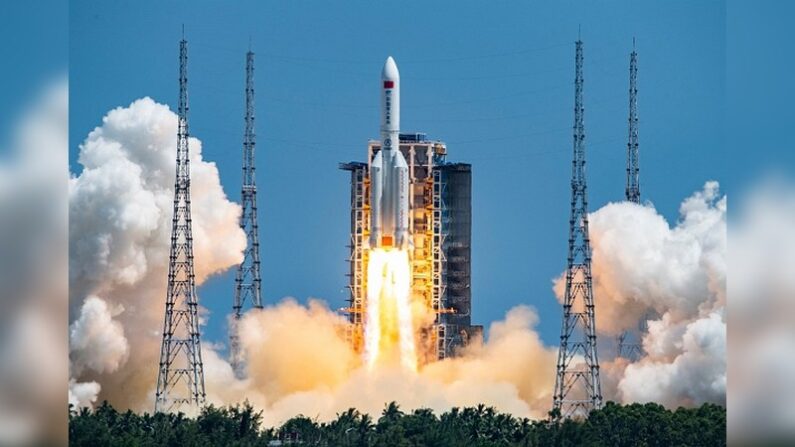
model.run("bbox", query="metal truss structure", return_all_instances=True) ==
[552,39,603,419]
[229,50,264,377]
[155,36,206,413]
[617,42,645,362]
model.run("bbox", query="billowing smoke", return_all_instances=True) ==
[422,305,557,413]
[69,97,246,411]
[68,380,101,410]
[70,296,129,376]
[619,312,725,407]
[239,299,358,400]
[216,301,558,424]
[558,182,727,408]
[69,96,726,426]
[0,79,68,444]
[68,97,560,423]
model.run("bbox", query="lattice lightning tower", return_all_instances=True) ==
[617,42,644,361]
[625,42,640,204]
[230,49,263,377]
[155,35,207,413]
[552,39,603,419]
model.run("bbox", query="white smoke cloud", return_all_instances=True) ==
[562,181,726,335]
[70,97,245,301]
[68,380,101,410]
[619,311,725,407]
[564,181,727,408]
[69,296,129,376]
[68,95,727,426]
[69,97,246,411]
[67,97,560,423]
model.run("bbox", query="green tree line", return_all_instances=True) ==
[69,400,725,446]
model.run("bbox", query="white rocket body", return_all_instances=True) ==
[370,56,410,251]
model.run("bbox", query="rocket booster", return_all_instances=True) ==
[370,56,410,251]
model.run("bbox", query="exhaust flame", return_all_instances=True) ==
[364,248,417,372]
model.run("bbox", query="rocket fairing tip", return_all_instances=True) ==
[382,56,399,81]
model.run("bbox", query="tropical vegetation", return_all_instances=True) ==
[69,400,725,446]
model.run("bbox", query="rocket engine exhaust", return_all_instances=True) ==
[363,57,417,371]
[365,249,416,371]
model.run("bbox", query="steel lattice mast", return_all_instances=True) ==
[155,35,206,413]
[625,41,640,204]
[617,320,646,361]
[552,39,602,419]
[229,49,263,376]
[617,42,644,361]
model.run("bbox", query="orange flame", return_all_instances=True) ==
[364,248,417,372]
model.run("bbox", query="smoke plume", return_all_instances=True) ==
[67,97,561,423]
[564,182,727,408]
[218,301,558,424]
[69,97,246,411]
[69,96,726,427]
[69,296,129,377]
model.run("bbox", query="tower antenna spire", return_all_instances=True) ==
[230,48,263,377]
[625,43,640,204]
[552,39,602,419]
[155,36,206,413]
[617,41,644,361]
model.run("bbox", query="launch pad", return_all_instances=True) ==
[341,134,481,365]
[338,57,480,369]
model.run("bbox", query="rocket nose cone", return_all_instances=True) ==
[382,56,399,81]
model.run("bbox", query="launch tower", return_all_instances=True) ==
[341,133,480,363]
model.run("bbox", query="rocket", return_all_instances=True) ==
[369,56,411,251]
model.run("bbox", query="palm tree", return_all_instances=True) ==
[379,401,404,425]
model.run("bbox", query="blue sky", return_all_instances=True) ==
[0,0,67,146]
[726,0,795,191]
[69,0,728,348]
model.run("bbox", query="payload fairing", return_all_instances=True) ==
[369,56,411,251]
